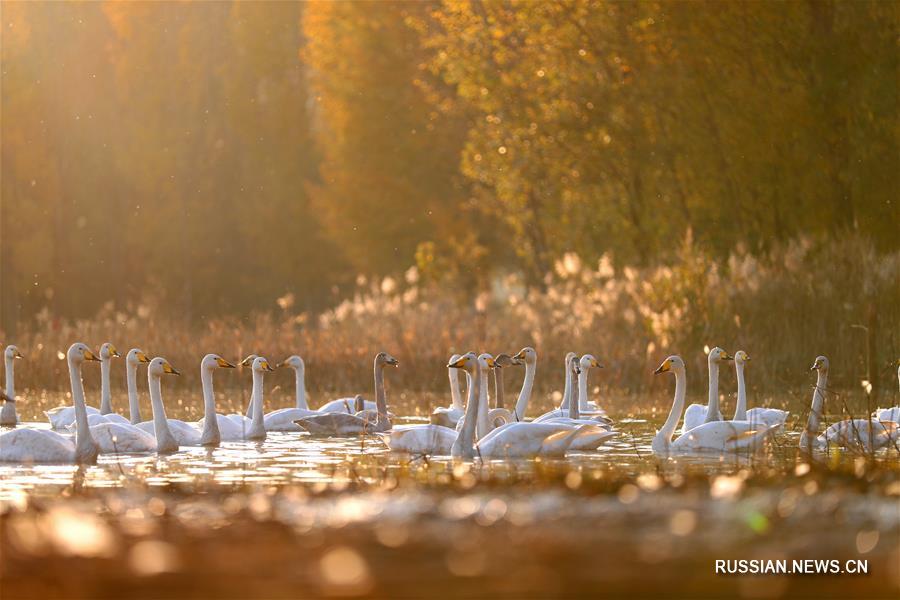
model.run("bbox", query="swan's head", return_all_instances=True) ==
[148,357,180,376]
[448,351,478,372]
[252,357,275,372]
[734,350,751,366]
[448,353,462,366]
[202,353,235,370]
[240,354,258,367]
[478,353,496,370]
[68,343,100,364]
[513,347,537,364]
[126,348,151,365]
[494,353,521,369]
[277,355,305,370]
[579,354,603,371]
[565,351,577,365]
[5,345,23,360]
[375,352,399,368]
[810,356,829,373]
[99,342,120,360]
[707,347,732,364]
[654,355,685,375]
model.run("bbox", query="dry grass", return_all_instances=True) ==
[6,235,899,405]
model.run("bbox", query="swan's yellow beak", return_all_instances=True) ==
[110,345,120,358]
[261,360,275,372]
[216,357,236,369]
[654,359,670,375]
[448,356,468,369]
[513,349,526,360]
[162,362,180,375]
[486,357,496,368]
[137,351,150,363]
[84,349,101,362]
[591,358,603,368]
[13,350,24,359]
[721,351,733,361]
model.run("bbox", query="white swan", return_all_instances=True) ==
[207,356,271,442]
[45,345,104,428]
[97,343,125,418]
[681,347,732,432]
[535,354,611,424]
[510,346,537,421]
[454,353,511,439]
[293,352,397,436]
[124,348,151,423]
[87,357,181,454]
[66,343,131,429]
[872,361,899,423]
[181,353,237,446]
[800,356,897,453]
[538,356,614,425]
[731,350,788,429]
[652,355,773,456]
[263,355,320,431]
[1,343,99,463]
[429,353,466,428]
[1,344,24,426]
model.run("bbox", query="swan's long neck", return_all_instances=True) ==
[654,368,686,452]
[494,369,504,410]
[733,362,747,420]
[199,368,220,446]
[373,365,389,427]
[574,368,588,421]
[452,366,479,459]
[148,374,178,452]
[68,358,98,463]
[514,360,536,421]
[800,370,827,451]
[99,358,112,414]
[247,369,266,439]
[4,354,14,397]
[126,362,142,424]
[449,367,463,411]
[476,365,491,439]
[562,358,573,409]
[294,366,308,410]
[705,360,721,422]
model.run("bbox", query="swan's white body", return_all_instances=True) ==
[871,365,900,424]
[264,356,318,431]
[653,356,773,456]
[476,422,612,458]
[681,347,731,433]
[801,357,898,453]
[430,354,466,428]
[1,345,23,426]
[1,344,100,463]
[731,351,788,430]
[46,405,101,430]
[381,424,457,455]
[316,398,380,414]
[295,354,396,436]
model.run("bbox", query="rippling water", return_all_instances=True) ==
[2,390,898,598]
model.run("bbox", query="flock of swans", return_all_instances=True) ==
[0,342,898,465]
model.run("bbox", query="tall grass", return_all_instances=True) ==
[5,235,899,407]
